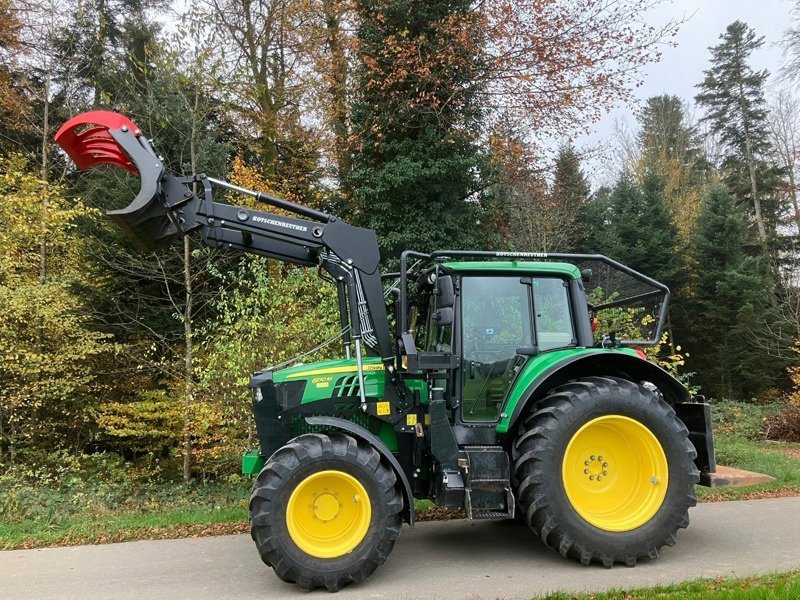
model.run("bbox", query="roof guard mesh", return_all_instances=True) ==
[421,250,670,347]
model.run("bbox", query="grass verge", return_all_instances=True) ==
[0,499,457,550]
[0,507,249,550]
[698,434,800,502]
[538,570,800,599]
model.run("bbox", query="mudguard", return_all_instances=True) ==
[501,350,715,474]
[305,416,415,526]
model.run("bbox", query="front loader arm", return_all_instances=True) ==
[55,111,393,363]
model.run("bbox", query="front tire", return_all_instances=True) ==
[513,376,699,567]
[249,432,403,591]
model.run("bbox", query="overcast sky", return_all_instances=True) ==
[581,0,795,185]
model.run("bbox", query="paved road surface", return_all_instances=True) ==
[2,496,800,600]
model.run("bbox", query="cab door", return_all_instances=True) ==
[459,276,534,423]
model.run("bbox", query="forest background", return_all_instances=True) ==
[2,0,800,497]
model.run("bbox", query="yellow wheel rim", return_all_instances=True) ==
[562,415,668,532]
[286,470,372,559]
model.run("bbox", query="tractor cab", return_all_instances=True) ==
[410,262,587,425]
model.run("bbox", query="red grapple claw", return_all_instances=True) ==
[55,111,142,175]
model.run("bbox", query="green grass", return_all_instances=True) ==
[537,571,800,599]
[0,506,248,549]
[693,400,800,501]
[696,434,800,501]
[0,482,450,550]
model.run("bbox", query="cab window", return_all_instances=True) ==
[416,293,453,353]
[461,276,532,422]
[533,277,575,351]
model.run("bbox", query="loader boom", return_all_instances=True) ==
[55,111,396,368]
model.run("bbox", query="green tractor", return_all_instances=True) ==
[57,111,716,592]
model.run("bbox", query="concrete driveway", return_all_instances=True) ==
[2,496,800,600]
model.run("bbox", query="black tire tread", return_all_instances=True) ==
[513,376,699,568]
[249,432,403,591]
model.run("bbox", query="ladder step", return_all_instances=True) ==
[471,510,513,520]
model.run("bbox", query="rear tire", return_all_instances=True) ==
[513,376,699,567]
[249,432,403,591]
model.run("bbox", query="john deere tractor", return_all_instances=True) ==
[56,112,716,592]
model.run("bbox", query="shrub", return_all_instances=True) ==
[0,450,250,523]
[763,403,800,443]
[712,400,780,441]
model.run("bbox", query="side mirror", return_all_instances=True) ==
[433,307,454,326]
[435,275,455,308]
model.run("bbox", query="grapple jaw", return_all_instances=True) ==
[55,111,180,251]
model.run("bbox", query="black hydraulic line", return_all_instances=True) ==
[337,279,352,358]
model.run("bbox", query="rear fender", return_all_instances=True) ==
[503,352,715,474]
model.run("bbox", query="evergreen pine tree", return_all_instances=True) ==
[506,141,589,253]
[638,95,699,165]
[636,94,708,244]
[552,142,590,211]
[586,172,682,290]
[546,142,591,251]
[574,186,612,254]
[695,21,777,256]
[348,0,500,262]
[685,184,773,399]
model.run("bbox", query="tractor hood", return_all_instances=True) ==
[273,357,385,384]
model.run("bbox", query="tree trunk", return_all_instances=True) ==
[737,80,769,257]
[0,400,5,466]
[182,85,201,482]
[182,234,193,482]
[322,0,351,183]
[95,0,106,107]
[787,157,800,236]
[40,71,50,284]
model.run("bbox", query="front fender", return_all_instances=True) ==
[305,416,415,526]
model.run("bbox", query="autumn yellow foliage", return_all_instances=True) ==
[0,155,115,463]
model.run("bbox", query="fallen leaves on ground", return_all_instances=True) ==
[6,522,250,551]
[6,506,466,550]
[700,486,800,502]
